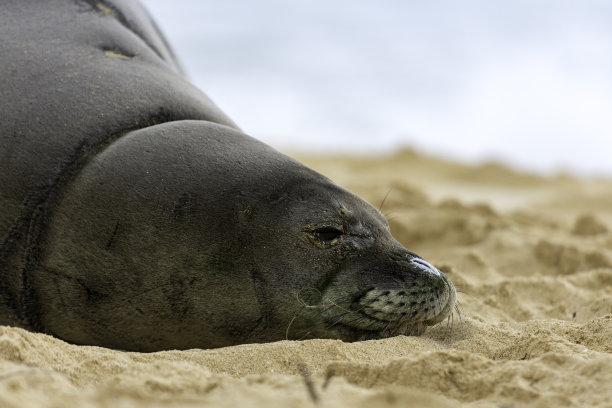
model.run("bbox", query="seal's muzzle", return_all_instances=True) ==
[324,253,457,339]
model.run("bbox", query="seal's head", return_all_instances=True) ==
[245,173,457,342]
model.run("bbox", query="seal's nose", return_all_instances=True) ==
[408,256,442,277]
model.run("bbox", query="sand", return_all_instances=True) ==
[1,150,611,408]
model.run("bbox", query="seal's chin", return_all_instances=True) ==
[330,312,429,341]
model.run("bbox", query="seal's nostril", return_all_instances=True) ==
[408,257,442,277]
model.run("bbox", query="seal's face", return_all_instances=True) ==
[251,177,457,342]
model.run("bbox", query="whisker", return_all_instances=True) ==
[436,292,443,318]
[295,289,354,313]
[324,301,371,328]
[297,330,314,341]
[379,189,392,212]
[457,300,465,317]
[285,316,298,340]
[454,302,464,323]
[381,319,395,335]
[321,298,379,332]
[455,290,475,300]
[338,312,381,331]
[383,212,397,222]
[350,298,377,313]
[324,311,354,330]
[289,295,376,339]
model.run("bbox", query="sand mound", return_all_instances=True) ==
[1,150,611,407]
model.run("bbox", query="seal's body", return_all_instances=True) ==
[0,0,456,351]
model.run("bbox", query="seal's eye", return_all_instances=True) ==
[313,227,343,242]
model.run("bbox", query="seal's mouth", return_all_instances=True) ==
[319,259,457,340]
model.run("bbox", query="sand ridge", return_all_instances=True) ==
[1,150,611,407]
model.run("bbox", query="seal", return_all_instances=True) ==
[0,0,456,351]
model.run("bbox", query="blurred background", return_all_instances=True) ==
[141,0,612,177]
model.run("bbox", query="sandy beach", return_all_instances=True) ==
[1,150,610,407]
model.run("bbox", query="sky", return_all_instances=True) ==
[140,0,612,177]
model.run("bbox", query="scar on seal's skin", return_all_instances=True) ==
[104,49,131,59]
[95,3,118,18]
[100,45,134,59]
[105,221,119,249]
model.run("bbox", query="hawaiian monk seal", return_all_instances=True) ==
[0,0,456,351]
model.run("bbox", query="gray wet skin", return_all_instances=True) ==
[0,0,456,351]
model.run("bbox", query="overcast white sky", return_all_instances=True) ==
[141,0,612,177]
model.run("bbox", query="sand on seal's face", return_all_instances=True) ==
[1,150,611,408]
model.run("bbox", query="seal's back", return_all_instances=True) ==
[0,0,236,327]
